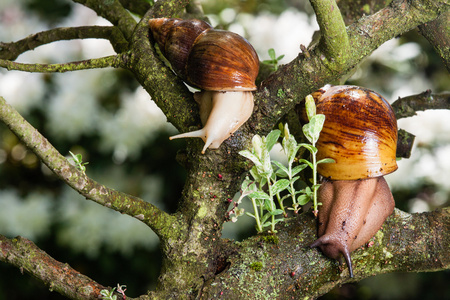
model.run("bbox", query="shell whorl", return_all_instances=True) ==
[298,85,398,180]
[148,18,259,92]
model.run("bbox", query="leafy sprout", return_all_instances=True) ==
[236,95,334,232]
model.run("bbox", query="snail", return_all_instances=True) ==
[298,85,398,277]
[148,18,259,153]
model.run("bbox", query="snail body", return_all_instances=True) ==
[299,85,398,277]
[148,18,259,153]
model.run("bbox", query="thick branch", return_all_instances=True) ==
[0,97,176,240]
[0,235,108,300]
[0,55,124,73]
[73,0,137,40]
[201,208,450,299]
[418,10,450,72]
[118,0,152,16]
[310,0,351,69]
[0,26,128,61]
[391,90,450,119]
[125,0,199,133]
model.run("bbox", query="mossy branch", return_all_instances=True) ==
[73,0,137,40]
[0,55,124,73]
[418,10,450,72]
[251,0,448,137]
[0,235,109,300]
[0,96,176,240]
[310,0,350,69]
[0,26,128,61]
[391,90,450,119]
[201,208,450,299]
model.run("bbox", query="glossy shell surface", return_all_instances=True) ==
[306,85,398,180]
[148,18,259,92]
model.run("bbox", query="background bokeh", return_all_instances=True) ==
[0,0,449,299]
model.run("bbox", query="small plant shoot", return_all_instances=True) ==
[262,48,285,71]
[68,151,89,173]
[237,95,334,232]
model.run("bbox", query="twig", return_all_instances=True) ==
[0,26,128,61]
[391,90,450,119]
[0,55,123,73]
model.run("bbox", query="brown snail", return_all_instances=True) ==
[148,18,259,153]
[299,85,398,277]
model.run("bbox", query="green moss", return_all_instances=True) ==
[249,261,263,271]
[261,234,279,245]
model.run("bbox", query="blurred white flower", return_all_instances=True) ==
[56,186,160,257]
[0,190,52,240]
[98,87,172,162]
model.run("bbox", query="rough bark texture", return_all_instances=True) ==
[0,0,449,299]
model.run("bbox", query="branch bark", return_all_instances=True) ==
[200,208,450,299]
[0,55,123,73]
[310,0,350,70]
[0,26,128,61]
[0,96,176,241]
[73,0,137,40]
[418,10,450,72]
[391,90,450,119]
[0,235,108,300]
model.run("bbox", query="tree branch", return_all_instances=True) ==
[391,90,450,119]
[0,55,124,73]
[0,26,128,61]
[72,0,137,40]
[0,235,108,300]
[255,0,447,129]
[124,0,199,134]
[118,0,152,16]
[418,10,450,72]
[201,208,450,299]
[0,97,176,240]
[310,0,350,69]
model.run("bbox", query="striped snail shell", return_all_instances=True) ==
[149,18,259,153]
[298,85,397,277]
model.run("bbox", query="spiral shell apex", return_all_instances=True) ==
[148,18,259,91]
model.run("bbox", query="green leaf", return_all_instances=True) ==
[305,94,316,121]
[317,158,336,164]
[270,179,290,195]
[264,198,274,211]
[245,212,257,219]
[298,158,314,169]
[273,161,289,177]
[239,150,262,167]
[266,129,281,152]
[249,191,271,200]
[299,143,317,155]
[268,48,276,60]
[269,209,284,216]
[260,149,273,177]
[261,212,272,224]
[292,164,308,176]
[297,194,310,205]
[302,114,325,144]
[276,54,285,61]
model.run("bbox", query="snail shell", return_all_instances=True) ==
[149,18,259,152]
[311,85,398,180]
[299,85,398,277]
